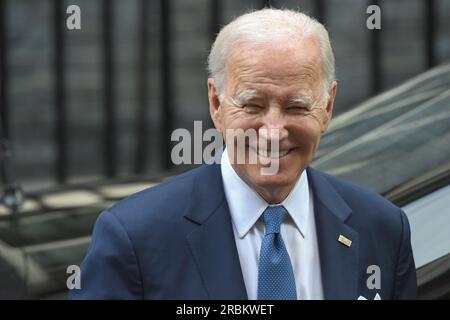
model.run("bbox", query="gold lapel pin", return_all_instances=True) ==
[338,234,352,247]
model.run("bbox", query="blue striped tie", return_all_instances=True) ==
[257,205,297,300]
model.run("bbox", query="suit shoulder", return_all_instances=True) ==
[106,165,207,226]
[312,169,403,227]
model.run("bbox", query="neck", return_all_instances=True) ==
[252,184,294,204]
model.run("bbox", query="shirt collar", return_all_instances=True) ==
[221,148,310,239]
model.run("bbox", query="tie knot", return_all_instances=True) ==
[263,205,288,234]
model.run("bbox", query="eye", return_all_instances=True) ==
[287,106,309,112]
[242,104,263,112]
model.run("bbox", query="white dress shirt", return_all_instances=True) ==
[220,149,324,300]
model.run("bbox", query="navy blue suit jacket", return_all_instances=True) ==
[70,164,417,299]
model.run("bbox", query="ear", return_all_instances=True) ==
[207,78,223,132]
[321,81,337,133]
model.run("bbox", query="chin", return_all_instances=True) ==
[248,166,298,189]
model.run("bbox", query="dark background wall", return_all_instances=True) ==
[1,0,449,192]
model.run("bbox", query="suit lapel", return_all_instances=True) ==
[184,164,247,299]
[307,167,359,300]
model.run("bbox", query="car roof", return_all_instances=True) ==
[312,63,450,200]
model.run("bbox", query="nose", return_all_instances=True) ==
[258,107,288,144]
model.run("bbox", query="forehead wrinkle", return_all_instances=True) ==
[226,37,324,85]
[229,54,317,85]
[226,54,323,104]
[233,49,319,80]
[235,67,315,84]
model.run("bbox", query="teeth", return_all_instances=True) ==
[256,148,289,158]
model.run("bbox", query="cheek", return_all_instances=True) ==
[289,118,323,143]
[221,111,260,146]
[222,110,260,130]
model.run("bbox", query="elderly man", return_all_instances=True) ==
[71,9,417,300]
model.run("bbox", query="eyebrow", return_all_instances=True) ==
[288,97,313,106]
[229,91,314,108]
[229,90,261,106]
[288,98,311,105]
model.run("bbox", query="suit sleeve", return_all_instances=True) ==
[69,210,143,299]
[393,210,418,299]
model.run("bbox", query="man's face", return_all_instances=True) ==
[208,37,336,203]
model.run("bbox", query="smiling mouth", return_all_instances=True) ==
[249,146,291,159]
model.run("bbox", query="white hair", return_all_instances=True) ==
[208,8,335,100]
